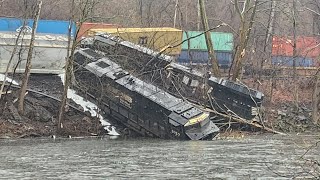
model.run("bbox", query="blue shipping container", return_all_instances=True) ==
[271,56,314,67]
[178,50,232,68]
[0,17,76,36]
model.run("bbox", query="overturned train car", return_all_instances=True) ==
[91,34,264,120]
[73,49,219,140]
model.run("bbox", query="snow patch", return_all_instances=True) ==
[0,74,19,85]
[58,74,119,136]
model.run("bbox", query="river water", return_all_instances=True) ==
[0,134,319,180]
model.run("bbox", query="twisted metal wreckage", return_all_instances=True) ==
[73,34,266,140]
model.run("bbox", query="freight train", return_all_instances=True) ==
[73,48,220,140]
[90,34,264,120]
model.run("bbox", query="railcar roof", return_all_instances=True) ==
[116,75,183,109]
[85,58,128,79]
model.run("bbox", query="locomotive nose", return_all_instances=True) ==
[185,120,219,140]
[184,113,219,140]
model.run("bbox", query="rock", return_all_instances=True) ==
[0,135,11,139]
[277,110,287,116]
[297,115,307,121]
[8,104,21,122]
[34,112,41,121]
[82,117,91,123]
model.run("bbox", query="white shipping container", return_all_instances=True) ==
[0,32,69,74]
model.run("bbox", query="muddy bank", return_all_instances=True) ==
[0,74,126,139]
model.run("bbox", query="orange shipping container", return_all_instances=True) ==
[272,36,320,58]
[77,22,120,39]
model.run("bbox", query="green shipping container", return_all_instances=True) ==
[182,31,233,51]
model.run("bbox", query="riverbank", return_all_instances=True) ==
[1,74,319,139]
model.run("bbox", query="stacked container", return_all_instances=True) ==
[177,31,234,69]
[271,36,320,67]
[0,17,76,36]
[88,27,183,55]
[0,17,74,74]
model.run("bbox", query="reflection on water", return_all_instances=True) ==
[0,135,319,179]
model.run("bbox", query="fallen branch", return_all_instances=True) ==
[206,107,286,135]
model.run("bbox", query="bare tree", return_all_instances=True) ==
[0,17,27,100]
[230,0,258,81]
[308,0,320,124]
[57,0,100,132]
[292,0,299,110]
[198,0,220,77]
[18,0,42,114]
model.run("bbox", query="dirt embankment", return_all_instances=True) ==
[0,74,105,139]
[243,77,320,133]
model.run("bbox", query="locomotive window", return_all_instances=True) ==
[169,118,180,127]
[190,80,199,87]
[183,76,190,85]
[138,36,148,45]
[185,123,201,130]
[96,61,110,68]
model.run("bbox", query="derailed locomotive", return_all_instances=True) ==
[90,34,264,120]
[73,49,219,140]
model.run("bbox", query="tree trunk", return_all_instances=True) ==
[231,0,258,81]
[312,70,320,124]
[173,0,179,28]
[18,1,42,115]
[292,0,299,111]
[197,0,201,31]
[198,0,220,77]
[258,0,277,89]
[57,0,76,131]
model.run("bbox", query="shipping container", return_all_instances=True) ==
[271,56,314,67]
[0,17,76,36]
[88,27,183,55]
[0,32,69,74]
[77,22,120,40]
[177,50,232,68]
[272,36,320,58]
[181,31,233,51]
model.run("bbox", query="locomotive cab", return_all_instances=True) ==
[184,113,219,140]
[169,103,219,140]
